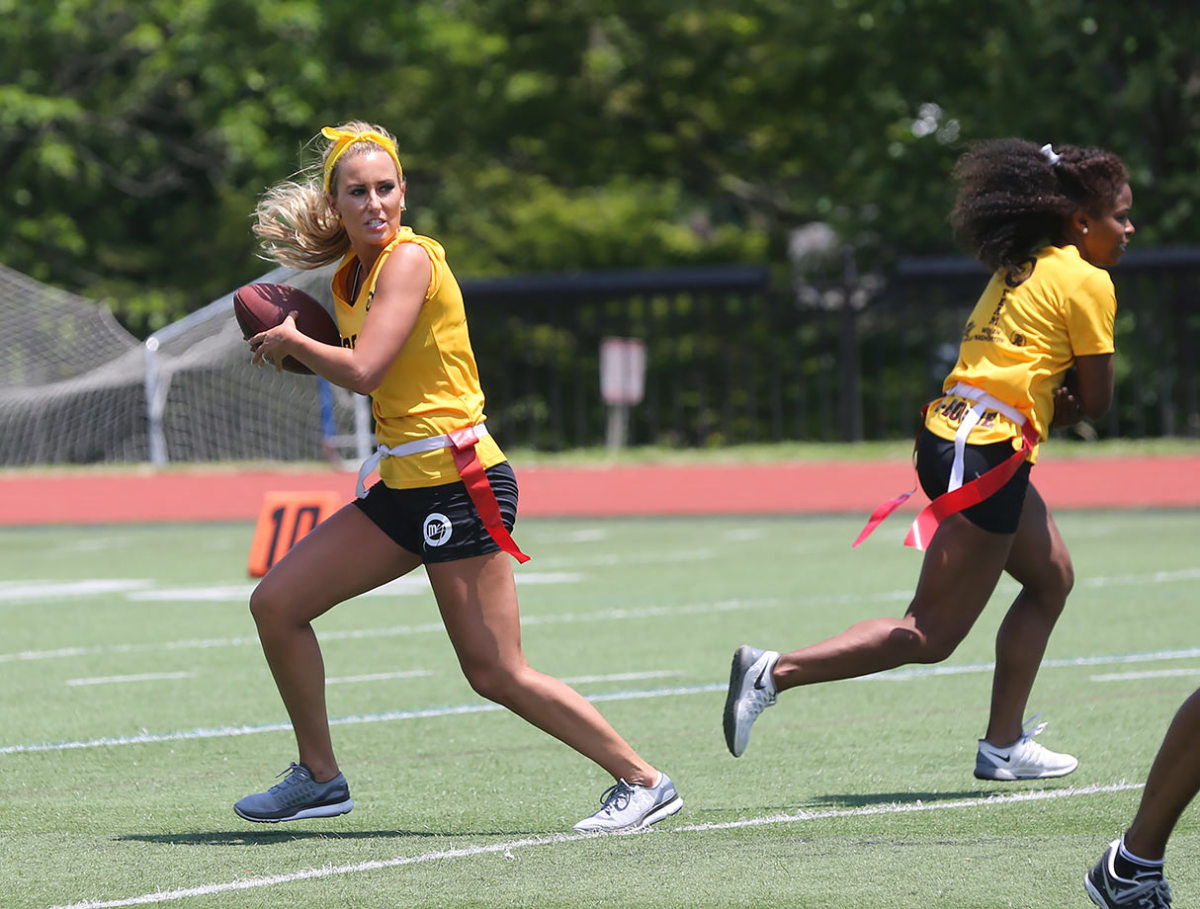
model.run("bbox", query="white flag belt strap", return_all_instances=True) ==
[356,423,490,498]
[946,382,1027,426]
[944,383,1028,494]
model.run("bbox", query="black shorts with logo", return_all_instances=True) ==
[353,461,519,563]
[915,428,1032,534]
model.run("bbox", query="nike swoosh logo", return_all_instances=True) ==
[754,664,770,690]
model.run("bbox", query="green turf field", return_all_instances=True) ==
[2,511,1197,908]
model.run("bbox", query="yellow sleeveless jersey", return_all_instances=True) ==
[331,228,506,488]
[925,244,1116,462]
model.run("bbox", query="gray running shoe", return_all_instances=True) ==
[573,773,683,833]
[974,715,1078,780]
[234,762,353,823]
[723,645,779,757]
[1085,839,1173,907]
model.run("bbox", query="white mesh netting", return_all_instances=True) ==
[0,262,368,467]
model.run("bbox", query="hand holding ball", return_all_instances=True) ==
[233,283,341,375]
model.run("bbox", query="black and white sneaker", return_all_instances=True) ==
[234,762,353,823]
[723,645,779,757]
[974,715,1077,780]
[1085,839,1173,907]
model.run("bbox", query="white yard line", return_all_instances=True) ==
[8,635,1200,756]
[65,672,195,687]
[1080,567,1200,587]
[120,571,583,603]
[0,573,581,607]
[560,670,684,684]
[4,563,1195,665]
[0,579,153,604]
[41,782,1144,909]
[326,670,432,685]
[863,648,1200,683]
[0,599,780,664]
[1091,668,1200,682]
[0,684,725,755]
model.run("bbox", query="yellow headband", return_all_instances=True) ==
[321,126,404,194]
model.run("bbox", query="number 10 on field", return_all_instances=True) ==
[247,491,345,577]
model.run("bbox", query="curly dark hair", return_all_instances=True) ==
[949,138,1129,271]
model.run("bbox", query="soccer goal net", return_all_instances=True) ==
[0,262,370,468]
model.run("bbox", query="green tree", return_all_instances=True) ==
[2,0,1197,334]
[1,0,331,333]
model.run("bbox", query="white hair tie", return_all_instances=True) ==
[1040,143,1062,166]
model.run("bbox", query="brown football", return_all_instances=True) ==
[233,282,341,375]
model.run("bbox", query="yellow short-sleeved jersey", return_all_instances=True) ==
[925,244,1116,461]
[332,228,506,488]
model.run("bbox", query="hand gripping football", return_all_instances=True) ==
[233,282,341,375]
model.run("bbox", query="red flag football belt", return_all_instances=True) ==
[852,389,1039,551]
[356,424,530,563]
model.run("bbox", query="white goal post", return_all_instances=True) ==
[0,262,371,468]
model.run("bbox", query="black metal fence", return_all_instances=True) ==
[462,249,1200,450]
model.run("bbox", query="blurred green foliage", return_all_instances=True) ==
[2,0,1197,336]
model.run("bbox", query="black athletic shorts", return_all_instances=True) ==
[915,428,1032,534]
[353,461,519,563]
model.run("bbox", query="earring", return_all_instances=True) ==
[1082,225,1088,234]
[399,204,407,212]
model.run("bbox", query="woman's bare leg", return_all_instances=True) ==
[773,512,1015,691]
[985,485,1073,745]
[426,551,657,786]
[1124,687,1200,861]
[248,504,422,780]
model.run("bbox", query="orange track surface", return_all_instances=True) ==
[3,455,1199,526]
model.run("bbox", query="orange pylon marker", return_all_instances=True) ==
[247,491,345,578]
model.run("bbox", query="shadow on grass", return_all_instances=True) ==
[114,827,540,846]
[803,789,1018,810]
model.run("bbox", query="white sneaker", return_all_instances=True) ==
[723,645,779,757]
[573,773,683,833]
[974,715,1078,780]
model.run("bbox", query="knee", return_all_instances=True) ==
[248,580,287,629]
[888,624,960,665]
[1031,556,1075,615]
[909,630,961,665]
[461,661,520,705]
[460,666,513,709]
[1055,558,1075,601]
